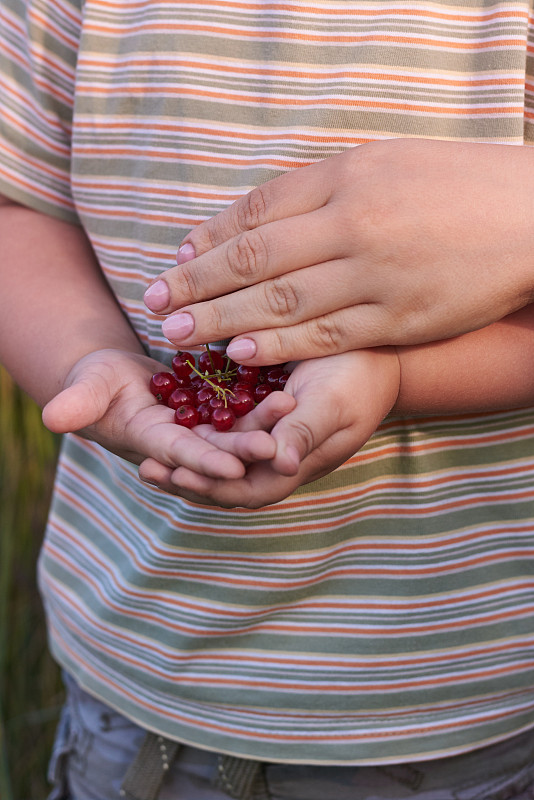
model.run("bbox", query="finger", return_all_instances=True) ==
[226,304,398,365]
[139,458,225,505]
[178,158,335,259]
[138,454,283,508]
[269,374,349,477]
[145,203,342,316]
[232,390,296,432]
[127,410,247,479]
[196,428,277,463]
[193,392,296,463]
[42,378,112,434]
[160,254,362,351]
[169,462,303,509]
[129,394,294,478]
[138,459,176,492]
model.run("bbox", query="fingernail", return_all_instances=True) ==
[176,242,196,265]
[226,338,257,361]
[162,312,195,341]
[226,339,256,361]
[144,279,170,312]
[285,445,300,470]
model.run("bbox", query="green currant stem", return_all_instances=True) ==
[204,342,216,373]
[186,359,235,405]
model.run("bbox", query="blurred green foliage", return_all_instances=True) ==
[0,366,63,800]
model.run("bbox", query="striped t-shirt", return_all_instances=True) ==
[1,0,534,764]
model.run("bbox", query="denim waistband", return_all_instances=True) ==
[50,672,534,800]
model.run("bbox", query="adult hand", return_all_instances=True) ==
[138,348,400,508]
[144,138,534,365]
[41,348,295,486]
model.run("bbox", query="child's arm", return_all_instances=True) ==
[393,304,534,415]
[0,196,144,404]
[0,196,292,481]
[151,304,534,508]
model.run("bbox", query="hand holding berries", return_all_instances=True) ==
[149,345,290,431]
[41,347,292,493]
[47,345,399,509]
[146,348,401,509]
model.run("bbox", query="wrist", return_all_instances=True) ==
[352,346,401,427]
[371,346,401,418]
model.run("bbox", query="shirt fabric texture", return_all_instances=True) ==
[1,0,534,765]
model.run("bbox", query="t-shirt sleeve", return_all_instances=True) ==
[0,0,83,223]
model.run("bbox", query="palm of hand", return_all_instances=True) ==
[42,349,288,480]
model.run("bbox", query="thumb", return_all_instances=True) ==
[42,376,113,434]
[270,390,333,477]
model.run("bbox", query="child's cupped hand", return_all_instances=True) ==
[138,347,400,508]
[41,348,295,484]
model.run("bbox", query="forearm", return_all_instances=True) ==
[0,197,145,407]
[394,304,534,416]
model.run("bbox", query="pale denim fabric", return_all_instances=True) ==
[48,673,534,800]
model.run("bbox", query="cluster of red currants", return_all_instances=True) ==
[149,347,290,431]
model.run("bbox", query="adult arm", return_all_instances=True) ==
[144,138,534,364]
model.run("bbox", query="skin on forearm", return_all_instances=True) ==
[394,304,534,416]
[0,196,145,407]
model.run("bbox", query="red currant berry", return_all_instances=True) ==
[211,406,236,431]
[277,372,290,390]
[228,389,254,417]
[231,381,255,394]
[174,405,200,428]
[190,375,204,390]
[253,383,272,403]
[149,372,179,403]
[236,364,260,385]
[171,351,195,377]
[265,367,286,389]
[209,396,225,410]
[167,387,197,410]
[196,385,216,404]
[198,350,225,374]
[172,374,193,389]
[206,376,226,389]
[197,402,213,424]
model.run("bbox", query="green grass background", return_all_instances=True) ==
[0,366,63,800]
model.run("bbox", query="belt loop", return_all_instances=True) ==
[215,754,270,800]
[119,732,181,800]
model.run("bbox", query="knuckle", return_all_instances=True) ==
[288,419,316,456]
[204,218,226,251]
[236,185,269,231]
[392,307,426,345]
[197,204,242,252]
[310,314,345,353]
[265,329,289,363]
[178,260,202,300]
[228,230,268,282]
[264,277,300,319]
[186,220,223,256]
[205,301,226,337]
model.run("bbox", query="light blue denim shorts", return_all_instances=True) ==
[48,673,534,800]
